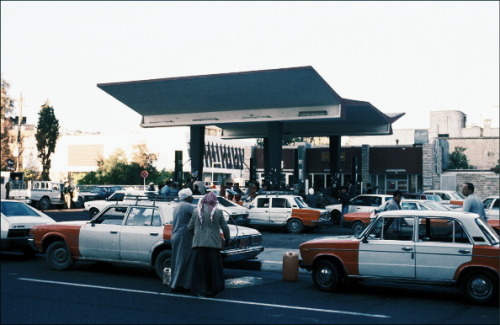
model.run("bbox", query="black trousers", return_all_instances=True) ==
[189,247,224,297]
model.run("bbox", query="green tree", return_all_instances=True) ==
[78,147,174,186]
[448,146,475,169]
[35,101,60,180]
[1,78,15,170]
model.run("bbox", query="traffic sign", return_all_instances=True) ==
[140,170,149,178]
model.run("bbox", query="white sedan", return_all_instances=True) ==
[1,199,56,256]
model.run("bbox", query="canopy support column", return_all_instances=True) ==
[263,122,283,190]
[190,125,205,181]
[329,135,341,189]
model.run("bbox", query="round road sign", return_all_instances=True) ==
[140,170,149,178]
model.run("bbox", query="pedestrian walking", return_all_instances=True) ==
[338,186,350,227]
[461,182,487,220]
[63,182,74,209]
[188,191,230,297]
[385,190,402,211]
[170,188,195,292]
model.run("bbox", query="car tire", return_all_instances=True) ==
[74,197,84,209]
[286,218,304,234]
[312,259,345,292]
[460,270,498,305]
[39,197,51,211]
[89,208,99,217]
[330,210,341,224]
[154,250,172,280]
[45,241,74,270]
[351,221,365,236]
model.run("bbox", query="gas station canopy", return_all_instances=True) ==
[97,66,404,139]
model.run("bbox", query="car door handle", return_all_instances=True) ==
[149,232,158,236]
[401,247,413,251]
[459,249,471,254]
[110,231,118,234]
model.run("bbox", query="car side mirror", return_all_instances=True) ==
[362,235,368,243]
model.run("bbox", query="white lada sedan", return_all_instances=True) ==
[299,210,499,305]
[29,200,264,279]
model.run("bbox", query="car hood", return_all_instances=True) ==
[325,203,341,211]
[300,235,355,246]
[228,224,260,236]
[4,216,56,228]
[223,206,249,214]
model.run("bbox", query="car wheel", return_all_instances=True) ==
[45,241,74,270]
[74,197,84,209]
[89,208,99,217]
[330,210,341,224]
[39,197,51,211]
[312,259,345,292]
[286,218,304,234]
[460,270,498,305]
[154,250,172,279]
[351,221,365,236]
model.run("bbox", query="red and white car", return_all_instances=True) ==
[299,210,499,305]
[28,201,264,279]
[246,194,330,234]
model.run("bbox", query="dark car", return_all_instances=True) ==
[78,185,124,203]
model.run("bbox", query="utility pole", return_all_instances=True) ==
[16,93,23,171]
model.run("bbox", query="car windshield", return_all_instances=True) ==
[217,197,239,207]
[91,187,107,194]
[426,195,443,202]
[476,218,499,245]
[1,201,40,217]
[294,196,308,208]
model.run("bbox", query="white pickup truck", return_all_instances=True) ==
[8,181,67,211]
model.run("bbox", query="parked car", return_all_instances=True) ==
[78,185,125,204]
[1,200,56,256]
[83,190,128,217]
[482,196,499,233]
[192,195,250,225]
[422,190,464,208]
[246,193,331,234]
[345,199,452,236]
[299,210,499,305]
[325,194,394,219]
[403,193,443,202]
[28,201,264,279]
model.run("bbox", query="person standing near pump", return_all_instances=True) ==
[63,182,74,209]
[187,191,230,297]
[305,188,318,208]
[170,188,195,293]
[461,182,487,220]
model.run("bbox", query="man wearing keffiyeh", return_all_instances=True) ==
[187,191,230,297]
[169,188,195,293]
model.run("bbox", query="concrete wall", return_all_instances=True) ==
[423,141,499,199]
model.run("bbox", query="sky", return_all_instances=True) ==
[1,1,499,136]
